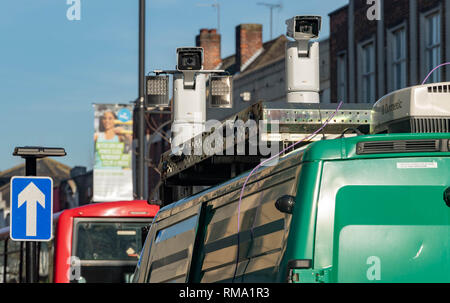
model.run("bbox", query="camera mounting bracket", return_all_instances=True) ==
[296,40,310,57]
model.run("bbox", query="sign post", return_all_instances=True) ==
[11,147,66,283]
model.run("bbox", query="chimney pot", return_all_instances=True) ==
[236,24,263,71]
[196,28,221,70]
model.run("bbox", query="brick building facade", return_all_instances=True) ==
[330,0,450,104]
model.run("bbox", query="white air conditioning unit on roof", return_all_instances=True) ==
[371,82,450,134]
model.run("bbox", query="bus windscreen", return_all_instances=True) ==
[71,220,151,283]
[75,221,148,261]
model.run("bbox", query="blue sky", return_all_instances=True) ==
[0,0,348,171]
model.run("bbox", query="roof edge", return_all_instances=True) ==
[328,4,349,17]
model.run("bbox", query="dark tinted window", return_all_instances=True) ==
[6,240,22,283]
[75,222,148,261]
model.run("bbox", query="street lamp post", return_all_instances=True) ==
[12,146,66,283]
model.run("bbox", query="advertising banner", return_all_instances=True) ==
[93,104,133,202]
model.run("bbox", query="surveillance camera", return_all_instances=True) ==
[285,15,322,103]
[286,16,322,41]
[176,47,204,71]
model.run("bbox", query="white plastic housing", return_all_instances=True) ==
[286,41,320,103]
[172,73,207,148]
[371,82,450,133]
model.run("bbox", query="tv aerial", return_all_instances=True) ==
[197,0,221,33]
[257,1,282,40]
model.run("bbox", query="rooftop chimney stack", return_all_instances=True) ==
[236,24,263,71]
[196,29,222,70]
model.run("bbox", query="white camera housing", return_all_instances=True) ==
[285,15,322,103]
[169,47,230,152]
[171,47,207,151]
[172,73,207,149]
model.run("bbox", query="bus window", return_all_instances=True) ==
[0,240,4,283]
[75,222,145,260]
[6,240,21,283]
[72,219,151,283]
[38,242,50,283]
[20,243,25,282]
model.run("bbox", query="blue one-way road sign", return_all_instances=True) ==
[10,176,53,241]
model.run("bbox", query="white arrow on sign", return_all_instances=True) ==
[18,182,46,237]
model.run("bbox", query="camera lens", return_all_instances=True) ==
[298,24,311,34]
[183,55,196,67]
[178,50,202,71]
[295,19,319,37]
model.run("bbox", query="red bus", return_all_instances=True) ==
[0,200,159,283]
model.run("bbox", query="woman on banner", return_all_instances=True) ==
[94,110,132,169]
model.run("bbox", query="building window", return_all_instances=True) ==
[392,28,407,90]
[320,88,330,104]
[387,25,407,91]
[426,13,441,82]
[358,39,376,103]
[337,52,347,102]
[421,9,441,83]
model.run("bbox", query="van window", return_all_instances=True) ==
[155,215,198,244]
[145,210,201,283]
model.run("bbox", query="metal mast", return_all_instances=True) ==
[136,0,146,200]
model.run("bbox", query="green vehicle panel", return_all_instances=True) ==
[135,133,450,283]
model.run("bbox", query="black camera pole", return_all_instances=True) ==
[135,0,146,200]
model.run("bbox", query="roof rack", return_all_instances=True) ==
[159,100,372,187]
